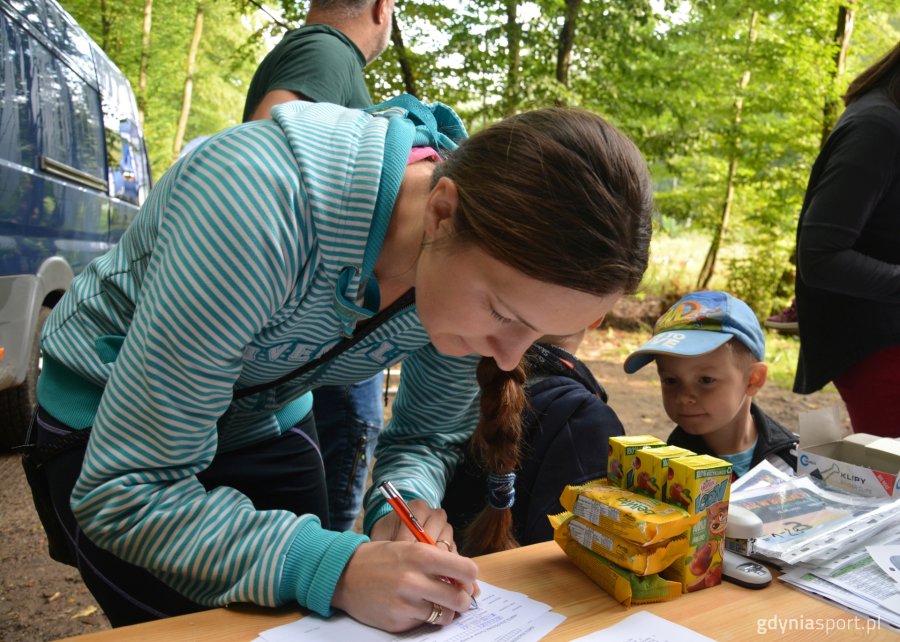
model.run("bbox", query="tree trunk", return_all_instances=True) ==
[555,0,582,106]
[697,11,758,290]
[504,0,521,117]
[99,0,111,51]
[821,1,856,147]
[138,0,153,128]
[390,12,418,96]
[172,2,204,163]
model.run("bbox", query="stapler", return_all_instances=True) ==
[723,504,773,589]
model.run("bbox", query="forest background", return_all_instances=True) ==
[2,3,896,637]
[64,0,899,319]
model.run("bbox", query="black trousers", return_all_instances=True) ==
[32,407,329,627]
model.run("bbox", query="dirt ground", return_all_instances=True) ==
[0,297,849,641]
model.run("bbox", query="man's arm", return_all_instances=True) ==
[248,88,313,121]
[244,27,371,121]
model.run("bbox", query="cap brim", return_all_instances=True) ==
[623,331,733,374]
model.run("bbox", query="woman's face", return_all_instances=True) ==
[414,242,620,371]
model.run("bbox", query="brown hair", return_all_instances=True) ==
[460,357,528,556]
[726,338,760,368]
[433,108,653,297]
[843,40,900,107]
[447,108,653,555]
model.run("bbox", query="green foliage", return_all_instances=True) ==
[638,228,707,299]
[59,0,899,299]
[724,247,794,321]
[64,0,265,179]
[366,0,468,104]
[764,332,803,389]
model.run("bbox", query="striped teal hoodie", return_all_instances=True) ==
[37,100,481,616]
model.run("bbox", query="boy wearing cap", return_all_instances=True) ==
[624,291,797,477]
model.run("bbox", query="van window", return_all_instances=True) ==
[106,118,144,205]
[95,48,150,205]
[35,43,104,181]
[0,13,38,170]
[42,0,95,82]
[11,0,43,34]
[1,1,104,184]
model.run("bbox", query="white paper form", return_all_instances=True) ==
[570,611,718,641]
[775,530,900,629]
[867,545,900,585]
[814,528,900,573]
[869,545,900,619]
[256,582,564,642]
[819,550,900,605]
[780,568,900,631]
[779,530,900,631]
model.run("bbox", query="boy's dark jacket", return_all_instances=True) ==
[667,403,798,477]
[442,343,625,547]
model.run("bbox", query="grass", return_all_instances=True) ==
[764,331,801,389]
[638,231,727,298]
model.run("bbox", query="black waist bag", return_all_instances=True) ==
[18,412,90,567]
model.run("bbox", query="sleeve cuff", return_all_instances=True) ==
[362,487,430,535]
[363,501,393,536]
[279,518,368,616]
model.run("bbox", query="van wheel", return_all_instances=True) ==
[0,307,50,451]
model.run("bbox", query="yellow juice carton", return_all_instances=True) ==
[630,446,695,500]
[662,454,732,593]
[607,435,665,489]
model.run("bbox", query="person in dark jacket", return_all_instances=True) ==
[442,331,626,554]
[624,291,797,478]
[793,40,900,438]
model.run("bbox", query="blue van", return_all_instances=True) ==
[0,0,151,448]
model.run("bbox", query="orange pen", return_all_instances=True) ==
[378,480,477,608]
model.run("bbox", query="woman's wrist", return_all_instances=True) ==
[279,520,368,616]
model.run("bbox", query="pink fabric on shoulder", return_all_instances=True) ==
[408,146,441,164]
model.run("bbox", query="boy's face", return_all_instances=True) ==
[654,343,762,438]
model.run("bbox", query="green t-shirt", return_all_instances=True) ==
[242,24,373,121]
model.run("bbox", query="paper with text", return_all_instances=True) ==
[867,545,900,585]
[256,582,563,642]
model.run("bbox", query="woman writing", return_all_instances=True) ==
[29,97,653,632]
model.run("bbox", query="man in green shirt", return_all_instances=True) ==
[243,0,394,121]
[242,0,396,533]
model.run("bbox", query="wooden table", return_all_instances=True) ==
[57,541,896,641]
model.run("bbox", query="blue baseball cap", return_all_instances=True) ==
[623,291,766,374]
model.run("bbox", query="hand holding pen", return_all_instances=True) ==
[379,481,478,610]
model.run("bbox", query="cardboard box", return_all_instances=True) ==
[796,407,900,498]
[607,435,665,489]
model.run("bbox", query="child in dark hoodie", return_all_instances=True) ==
[443,330,626,553]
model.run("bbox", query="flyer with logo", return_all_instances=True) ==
[730,476,900,564]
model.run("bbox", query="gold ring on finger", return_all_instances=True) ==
[426,602,443,625]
